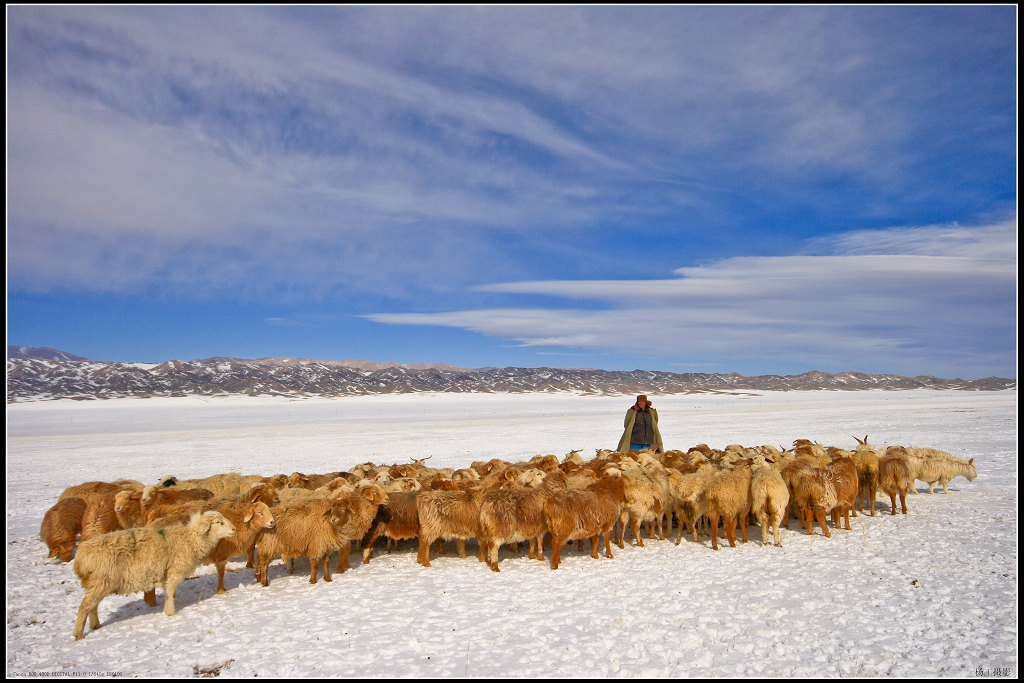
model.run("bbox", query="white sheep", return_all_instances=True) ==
[72,511,235,640]
[904,447,978,494]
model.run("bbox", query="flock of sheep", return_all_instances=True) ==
[41,435,979,640]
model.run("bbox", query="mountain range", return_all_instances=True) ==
[6,346,1015,402]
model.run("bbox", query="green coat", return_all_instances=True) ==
[617,406,664,453]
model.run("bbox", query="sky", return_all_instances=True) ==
[5,5,1018,379]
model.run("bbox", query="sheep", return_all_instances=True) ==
[637,453,676,539]
[40,497,88,562]
[705,459,753,550]
[783,462,838,537]
[361,491,420,564]
[827,455,860,531]
[112,490,147,530]
[615,460,664,548]
[332,484,390,574]
[749,463,789,546]
[254,492,353,586]
[851,436,881,515]
[72,511,236,640]
[142,486,216,523]
[543,471,626,570]
[415,488,485,567]
[208,501,276,594]
[904,447,978,494]
[287,472,346,490]
[479,470,569,572]
[669,467,715,544]
[878,447,914,515]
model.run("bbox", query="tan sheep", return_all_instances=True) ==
[72,511,235,640]
[416,488,485,567]
[783,461,838,537]
[705,459,753,550]
[668,467,715,545]
[254,492,353,586]
[749,463,789,547]
[851,436,881,516]
[878,447,914,515]
[904,447,978,494]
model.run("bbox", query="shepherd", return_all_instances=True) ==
[616,394,664,453]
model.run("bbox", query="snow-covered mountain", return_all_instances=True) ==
[5,348,1015,402]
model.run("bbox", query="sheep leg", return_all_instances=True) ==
[549,536,564,570]
[533,534,546,561]
[246,547,255,568]
[322,555,333,582]
[436,539,446,556]
[758,513,769,545]
[487,540,500,572]
[632,518,645,548]
[216,561,228,594]
[899,492,908,514]
[709,513,720,551]
[888,493,897,515]
[602,529,614,558]
[417,536,433,567]
[739,509,749,543]
[724,517,737,547]
[143,588,158,607]
[590,535,600,559]
[815,509,831,538]
[73,588,105,640]
[455,538,467,559]
[163,577,181,616]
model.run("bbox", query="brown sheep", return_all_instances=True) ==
[543,472,626,570]
[479,471,569,572]
[142,487,216,524]
[361,491,420,565]
[41,497,88,562]
[828,455,860,531]
[332,484,390,574]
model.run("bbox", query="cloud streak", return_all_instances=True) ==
[366,220,1017,377]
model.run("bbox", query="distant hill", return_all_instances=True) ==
[6,346,89,362]
[5,351,1016,402]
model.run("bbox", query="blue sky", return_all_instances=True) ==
[6,6,1017,379]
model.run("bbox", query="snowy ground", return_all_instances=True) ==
[6,390,1018,678]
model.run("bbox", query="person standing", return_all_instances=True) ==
[616,394,664,453]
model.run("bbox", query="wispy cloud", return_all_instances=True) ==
[366,219,1017,377]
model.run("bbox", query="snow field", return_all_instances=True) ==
[5,390,1017,677]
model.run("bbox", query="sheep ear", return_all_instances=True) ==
[243,506,255,523]
[363,487,377,501]
[969,458,974,465]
